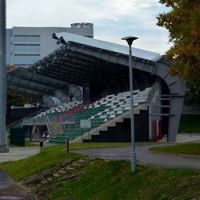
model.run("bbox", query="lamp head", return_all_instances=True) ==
[122,36,138,46]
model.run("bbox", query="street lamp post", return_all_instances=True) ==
[122,36,138,173]
[0,0,8,152]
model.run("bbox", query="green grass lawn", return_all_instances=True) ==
[46,160,200,200]
[179,114,200,133]
[0,144,200,200]
[150,143,200,156]
[0,143,130,180]
[0,144,84,181]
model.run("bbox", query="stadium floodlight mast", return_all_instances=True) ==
[0,0,8,152]
[122,36,138,173]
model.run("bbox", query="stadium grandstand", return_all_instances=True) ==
[7,32,185,142]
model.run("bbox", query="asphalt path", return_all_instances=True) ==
[72,145,200,169]
[0,147,39,200]
[0,170,35,200]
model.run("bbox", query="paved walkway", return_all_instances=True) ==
[72,145,200,169]
[0,147,39,163]
[160,133,200,143]
[71,134,200,169]
[0,170,35,200]
[0,146,41,199]
[0,134,199,163]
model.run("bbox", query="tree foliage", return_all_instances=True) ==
[157,0,200,86]
[7,92,33,106]
[6,65,35,106]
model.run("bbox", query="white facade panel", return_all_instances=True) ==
[6,23,93,67]
[14,55,40,65]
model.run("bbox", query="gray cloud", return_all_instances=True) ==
[7,0,170,53]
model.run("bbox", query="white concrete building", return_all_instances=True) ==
[6,23,93,67]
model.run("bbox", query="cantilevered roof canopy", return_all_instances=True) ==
[53,32,161,61]
[28,32,163,91]
[8,31,185,99]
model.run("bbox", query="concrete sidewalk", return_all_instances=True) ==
[0,141,55,163]
[0,147,39,163]
[160,133,200,143]
[0,170,35,200]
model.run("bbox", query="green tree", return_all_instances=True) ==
[157,0,200,85]
[157,0,200,86]
[6,65,34,106]
[7,92,33,106]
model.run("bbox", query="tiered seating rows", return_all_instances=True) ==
[50,88,151,143]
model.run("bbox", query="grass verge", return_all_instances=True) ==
[0,144,84,181]
[150,143,200,156]
[179,114,200,133]
[44,160,200,200]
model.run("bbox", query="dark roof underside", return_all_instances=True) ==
[8,40,158,100]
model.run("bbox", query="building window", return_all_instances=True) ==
[14,54,40,64]
[14,35,40,37]
[14,44,40,52]
[14,35,40,42]
[14,44,40,46]
[14,54,40,56]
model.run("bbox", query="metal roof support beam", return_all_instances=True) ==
[7,76,56,93]
[64,56,90,66]
[52,61,97,80]
[41,63,92,83]
[7,78,54,96]
[7,85,41,99]
[59,57,98,74]
[8,68,69,90]
[38,70,85,86]
[68,44,155,73]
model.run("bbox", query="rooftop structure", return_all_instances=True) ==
[6,23,93,68]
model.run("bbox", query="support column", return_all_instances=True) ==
[0,0,8,152]
[167,95,184,142]
[83,83,90,103]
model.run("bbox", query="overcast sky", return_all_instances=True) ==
[7,0,171,54]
